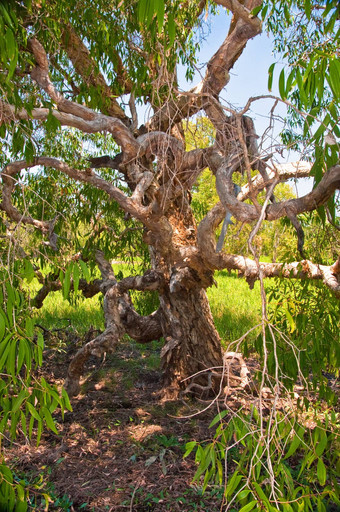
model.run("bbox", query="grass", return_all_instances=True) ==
[33,266,262,345]
[34,293,105,333]
[206,270,261,345]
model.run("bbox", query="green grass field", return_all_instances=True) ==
[33,266,262,346]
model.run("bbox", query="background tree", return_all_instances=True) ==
[0,0,339,404]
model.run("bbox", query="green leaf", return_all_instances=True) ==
[167,12,175,47]
[73,263,80,296]
[20,411,27,438]
[250,5,262,17]
[0,335,12,370]
[42,406,59,434]
[268,63,275,92]
[8,338,17,378]
[6,43,18,81]
[238,489,251,500]
[156,0,165,32]
[5,26,16,60]
[17,338,27,373]
[12,388,29,414]
[284,307,296,333]
[209,410,228,428]
[253,482,271,507]
[79,260,91,283]
[327,59,340,98]
[279,68,286,99]
[261,4,268,20]
[27,401,41,422]
[225,471,242,498]
[285,69,295,95]
[25,316,34,337]
[184,441,197,458]
[0,312,5,342]
[239,501,257,512]
[62,263,73,300]
[46,109,61,132]
[62,387,72,412]
[284,426,305,459]
[15,494,28,512]
[138,0,149,25]
[317,458,327,486]
[0,4,15,28]
[315,430,328,457]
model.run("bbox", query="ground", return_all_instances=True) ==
[4,330,229,511]
[4,276,338,511]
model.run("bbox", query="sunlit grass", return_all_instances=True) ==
[34,293,104,334]
[33,265,262,345]
[207,270,261,346]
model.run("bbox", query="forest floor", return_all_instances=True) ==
[4,328,238,512]
[4,283,339,511]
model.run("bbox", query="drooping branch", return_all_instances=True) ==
[33,278,103,308]
[0,157,152,227]
[0,100,139,159]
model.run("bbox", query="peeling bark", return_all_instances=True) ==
[159,286,223,397]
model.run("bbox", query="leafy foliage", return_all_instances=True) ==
[262,0,340,220]
[0,259,72,510]
[187,408,339,511]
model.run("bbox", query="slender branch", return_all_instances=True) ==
[212,155,340,222]
[60,26,130,121]
[237,161,313,201]
[0,99,139,159]
[0,157,152,226]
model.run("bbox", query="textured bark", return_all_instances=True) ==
[159,287,223,397]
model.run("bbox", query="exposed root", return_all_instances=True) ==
[223,351,250,394]
[64,325,121,396]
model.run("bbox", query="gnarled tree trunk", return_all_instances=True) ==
[159,286,223,397]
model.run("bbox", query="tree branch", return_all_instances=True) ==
[60,26,130,121]
[0,99,139,159]
[213,155,340,222]
[197,200,340,295]
[0,157,152,228]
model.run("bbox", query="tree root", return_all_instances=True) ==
[64,325,121,396]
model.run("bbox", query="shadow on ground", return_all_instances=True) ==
[5,334,225,511]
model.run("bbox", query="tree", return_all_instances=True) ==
[0,0,339,399]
